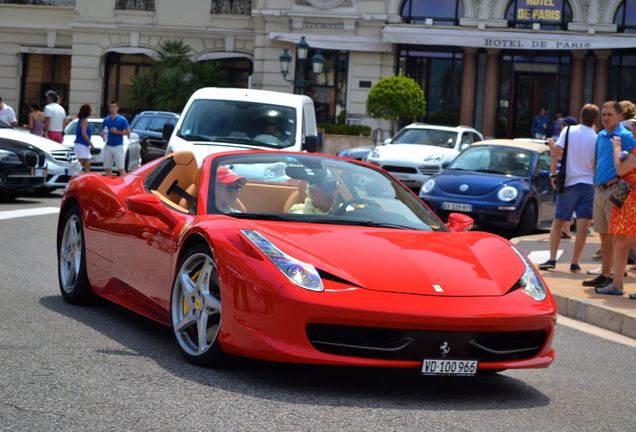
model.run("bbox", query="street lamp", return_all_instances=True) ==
[279,36,325,94]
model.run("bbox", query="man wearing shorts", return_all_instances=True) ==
[583,101,636,288]
[43,90,66,143]
[539,104,600,272]
[101,101,130,176]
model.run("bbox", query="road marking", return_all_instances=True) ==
[558,314,636,348]
[0,207,59,221]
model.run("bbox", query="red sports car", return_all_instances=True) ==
[57,150,556,375]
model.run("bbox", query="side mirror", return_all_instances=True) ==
[441,160,452,169]
[162,123,175,142]
[460,143,470,151]
[383,138,392,145]
[303,135,320,153]
[447,212,474,232]
[126,193,178,228]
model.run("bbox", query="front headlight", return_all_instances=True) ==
[241,230,323,292]
[0,149,20,163]
[368,148,380,159]
[421,178,436,194]
[510,246,547,301]
[423,154,444,164]
[497,185,518,201]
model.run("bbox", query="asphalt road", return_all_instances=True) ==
[0,192,634,432]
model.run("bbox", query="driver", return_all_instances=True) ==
[215,166,246,213]
[289,177,339,215]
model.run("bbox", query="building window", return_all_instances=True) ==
[614,0,636,33]
[398,46,463,125]
[103,52,154,119]
[199,58,252,88]
[19,54,70,125]
[115,0,155,10]
[210,0,251,14]
[609,50,636,102]
[505,0,572,30]
[400,0,463,25]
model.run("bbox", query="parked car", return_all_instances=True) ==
[58,149,556,373]
[0,134,47,199]
[130,111,179,163]
[419,139,556,236]
[63,118,141,172]
[0,122,81,192]
[365,124,484,189]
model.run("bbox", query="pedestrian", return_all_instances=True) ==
[24,102,45,136]
[43,90,66,143]
[619,100,636,131]
[74,104,94,174]
[551,111,564,140]
[531,107,550,139]
[582,101,636,288]
[595,133,636,298]
[539,104,599,272]
[0,96,17,127]
[100,100,130,177]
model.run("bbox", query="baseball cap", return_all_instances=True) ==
[563,116,577,125]
[216,166,246,185]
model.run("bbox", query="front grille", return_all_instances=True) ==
[24,151,38,168]
[306,324,546,362]
[382,165,417,174]
[418,165,441,175]
[50,150,78,164]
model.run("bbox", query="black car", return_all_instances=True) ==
[130,111,179,163]
[0,137,47,199]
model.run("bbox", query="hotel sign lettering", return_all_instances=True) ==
[516,0,563,23]
[484,38,590,49]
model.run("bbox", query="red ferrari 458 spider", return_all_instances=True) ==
[57,150,556,375]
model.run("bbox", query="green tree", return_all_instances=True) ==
[130,39,226,113]
[366,75,426,134]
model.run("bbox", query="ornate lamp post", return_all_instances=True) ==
[279,36,325,94]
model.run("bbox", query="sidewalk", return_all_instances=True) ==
[512,231,636,339]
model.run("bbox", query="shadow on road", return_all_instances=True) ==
[40,294,550,410]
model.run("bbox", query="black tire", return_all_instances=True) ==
[57,205,92,304]
[0,191,17,201]
[170,243,225,367]
[516,201,538,236]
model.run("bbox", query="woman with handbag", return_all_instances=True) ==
[597,134,636,298]
[74,104,94,173]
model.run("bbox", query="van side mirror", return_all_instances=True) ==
[162,123,175,142]
[303,135,320,153]
[383,138,392,145]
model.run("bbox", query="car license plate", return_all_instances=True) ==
[421,359,478,376]
[33,168,46,177]
[442,202,472,212]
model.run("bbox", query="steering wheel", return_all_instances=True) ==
[253,134,280,144]
[334,198,379,216]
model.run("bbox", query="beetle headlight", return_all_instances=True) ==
[241,230,323,292]
[423,154,444,164]
[421,179,436,194]
[497,185,518,201]
[510,246,547,301]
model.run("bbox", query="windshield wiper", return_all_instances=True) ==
[177,133,211,142]
[212,137,282,148]
[229,213,296,222]
[474,168,506,174]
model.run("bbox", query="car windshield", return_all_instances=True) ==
[207,153,444,231]
[177,100,297,149]
[64,120,103,136]
[391,128,458,149]
[449,145,533,177]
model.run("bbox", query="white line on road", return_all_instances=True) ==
[558,314,636,348]
[0,207,59,221]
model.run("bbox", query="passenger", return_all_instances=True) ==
[215,166,246,213]
[289,177,339,215]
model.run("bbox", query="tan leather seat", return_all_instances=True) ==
[283,181,307,212]
[153,151,199,212]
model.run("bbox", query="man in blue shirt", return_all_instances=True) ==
[583,100,636,291]
[101,101,130,176]
[531,107,550,139]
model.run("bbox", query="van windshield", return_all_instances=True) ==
[177,100,297,149]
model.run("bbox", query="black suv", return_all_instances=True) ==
[0,137,47,200]
[130,111,179,163]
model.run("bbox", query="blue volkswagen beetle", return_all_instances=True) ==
[419,140,555,235]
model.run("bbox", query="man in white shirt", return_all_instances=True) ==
[539,103,600,272]
[0,96,17,127]
[43,90,67,143]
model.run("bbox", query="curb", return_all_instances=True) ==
[553,293,636,339]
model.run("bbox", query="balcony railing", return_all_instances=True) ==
[116,0,154,11]
[211,0,250,15]
[0,0,74,5]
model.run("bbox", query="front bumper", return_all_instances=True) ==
[44,160,82,189]
[421,196,522,229]
[0,166,46,191]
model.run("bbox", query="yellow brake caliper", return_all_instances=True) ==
[183,269,201,315]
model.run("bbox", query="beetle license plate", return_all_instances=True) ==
[442,202,472,212]
[421,359,478,376]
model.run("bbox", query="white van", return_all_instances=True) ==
[165,88,319,160]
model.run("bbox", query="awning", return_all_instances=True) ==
[383,26,636,50]
[196,52,254,62]
[106,47,159,58]
[269,32,392,52]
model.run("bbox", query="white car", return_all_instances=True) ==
[63,118,141,172]
[364,124,484,189]
[0,122,81,192]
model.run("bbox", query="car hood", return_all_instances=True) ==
[372,144,458,164]
[0,129,68,153]
[436,171,518,196]
[228,222,525,297]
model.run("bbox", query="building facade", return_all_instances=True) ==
[1,0,635,138]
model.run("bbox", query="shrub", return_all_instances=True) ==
[318,123,371,136]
